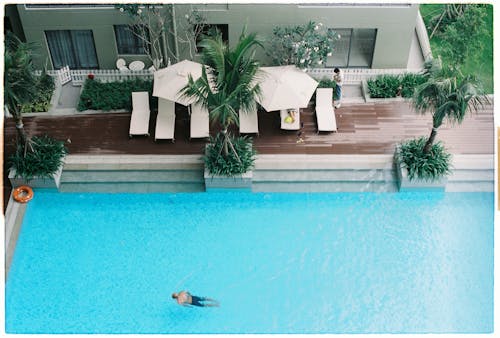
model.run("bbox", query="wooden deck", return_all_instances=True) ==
[3,100,494,155]
[2,100,494,209]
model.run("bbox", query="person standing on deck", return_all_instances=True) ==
[333,67,344,108]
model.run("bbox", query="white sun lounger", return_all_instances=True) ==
[239,108,259,135]
[155,98,176,142]
[129,91,150,137]
[315,88,337,132]
[189,103,210,139]
[280,108,300,130]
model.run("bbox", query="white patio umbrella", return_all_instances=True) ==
[256,65,319,112]
[153,59,204,106]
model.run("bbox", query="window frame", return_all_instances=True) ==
[44,29,99,70]
[326,28,377,69]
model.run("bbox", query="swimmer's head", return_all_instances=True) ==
[171,293,178,299]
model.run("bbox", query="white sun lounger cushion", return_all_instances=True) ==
[315,88,337,132]
[239,108,259,134]
[280,108,300,130]
[190,103,210,139]
[155,98,175,141]
[129,91,150,136]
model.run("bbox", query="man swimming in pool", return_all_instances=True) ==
[172,291,220,307]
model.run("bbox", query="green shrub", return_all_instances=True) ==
[77,78,155,111]
[400,73,427,98]
[9,135,68,181]
[20,70,55,113]
[204,133,256,176]
[367,75,400,98]
[397,137,451,181]
[367,73,426,99]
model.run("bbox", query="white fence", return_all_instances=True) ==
[35,67,422,87]
[306,67,423,84]
[34,69,154,86]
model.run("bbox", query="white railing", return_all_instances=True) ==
[307,67,423,84]
[34,67,422,87]
[34,69,154,86]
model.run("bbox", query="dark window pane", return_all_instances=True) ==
[114,25,148,55]
[45,30,98,69]
[326,28,376,68]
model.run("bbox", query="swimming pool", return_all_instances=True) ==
[6,191,493,333]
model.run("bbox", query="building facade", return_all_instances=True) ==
[6,3,422,71]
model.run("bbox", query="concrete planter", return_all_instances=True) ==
[9,164,64,190]
[203,143,254,191]
[204,169,253,191]
[394,149,447,192]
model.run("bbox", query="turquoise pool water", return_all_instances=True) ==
[6,191,493,334]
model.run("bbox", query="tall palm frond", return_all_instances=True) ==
[181,28,263,130]
[413,65,489,153]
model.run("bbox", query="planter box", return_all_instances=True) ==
[362,80,410,103]
[9,165,64,190]
[204,169,253,191]
[394,150,447,192]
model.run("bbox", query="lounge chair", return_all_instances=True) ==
[239,108,259,135]
[189,103,210,139]
[155,98,175,142]
[280,108,300,130]
[315,88,337,132]
[129,91,150,138]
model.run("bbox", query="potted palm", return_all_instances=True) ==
[395,59,488,191]
[5,33,67,190]
[181,29,262,190]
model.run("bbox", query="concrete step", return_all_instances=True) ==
[60,169,204,183]
[59,182,205,193]
[254,169,396,182]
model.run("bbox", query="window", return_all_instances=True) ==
[114,25,148,55]
[326,28,377,68]
[45,30,99,69]
[195,24,229,53]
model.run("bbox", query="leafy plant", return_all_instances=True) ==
[413,58,488,153]
[204,133,256,176]
[78,78,155,111]
[4,32,38,144]
[20,69,55,113]
[400,73,426,98]
[367,73,426,98]
[397,137,451,181]
[367,75,401,98]
[438,5,488,69]
[267,21,338,69]
[181,29,262,168]
[9,135,68,181]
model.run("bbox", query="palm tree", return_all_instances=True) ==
[412,59,489,153]
[4,32,38,146]
[181,29,263,157]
